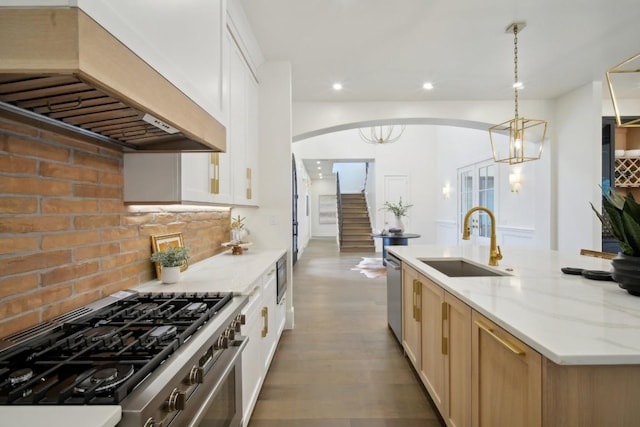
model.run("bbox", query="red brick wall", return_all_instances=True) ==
[0,116,231,337]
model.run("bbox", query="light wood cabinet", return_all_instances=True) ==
[471,311,542,427]
[402,264,421,368]
[402,265,471,427]
[419,278,446,411]
[444,292,472,427]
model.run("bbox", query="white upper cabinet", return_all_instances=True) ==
[74,0,227,123]
[228,32,260,206]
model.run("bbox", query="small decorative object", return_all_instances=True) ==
[150,233,189,283]
[230,214,248,243]
[591,188,640,296]
[381,198,413,234]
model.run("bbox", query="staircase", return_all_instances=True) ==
[339,193,375,253]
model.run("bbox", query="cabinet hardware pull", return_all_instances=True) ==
[246,167,252,199]
[475,320,525,356]
[412,279,417,320]
[414,280,421,322]
[441,302,448,355]
[210,153,220,194]
[261,306,269,337]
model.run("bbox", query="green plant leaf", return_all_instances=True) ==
[622,209,640,255]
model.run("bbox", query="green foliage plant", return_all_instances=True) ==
[382,198,413,217]
[150,246,190,267]
[591,188,640,256]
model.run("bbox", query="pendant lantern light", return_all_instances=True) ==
[489,22,547,164]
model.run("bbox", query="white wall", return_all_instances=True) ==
[556,82,604,254]
[333,162,368,193]
[293,100,553,138]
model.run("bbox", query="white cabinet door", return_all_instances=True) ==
[261,265,279,370]
[75,0,227,121]
[228,32,259,206]
[123,152,232,205]
[241,279,263,427]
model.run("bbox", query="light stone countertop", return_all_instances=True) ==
[388,244,640,365]
[135,247,286,294]
[0,248,286,426]
[1,406,121,427]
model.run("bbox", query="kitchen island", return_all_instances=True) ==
[388,244,640,427]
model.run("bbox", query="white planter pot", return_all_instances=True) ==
[161,266,181,284]
[390,216,404,233]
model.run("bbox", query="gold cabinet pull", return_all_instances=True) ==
[475,320,525,356]
[441,302,448,355]
[261,306,269,337]
[246,167,252,199]
[414,280,421,322]
[210,153,220,194]
[412,279,417,320]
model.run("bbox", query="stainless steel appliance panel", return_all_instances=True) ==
[386,253,402,343]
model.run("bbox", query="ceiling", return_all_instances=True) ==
[239,0,640,102]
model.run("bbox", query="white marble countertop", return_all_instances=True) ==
[388,244,640,365]
[0,406,121,427]
[136,247,286,294]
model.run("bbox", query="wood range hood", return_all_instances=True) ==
[0,7,226,152]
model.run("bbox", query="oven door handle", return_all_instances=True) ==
[187,337,248,427]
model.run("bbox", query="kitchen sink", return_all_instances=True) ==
[419,259,509,277]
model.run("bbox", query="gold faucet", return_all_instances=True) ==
[462,206,503,266]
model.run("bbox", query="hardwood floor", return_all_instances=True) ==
[248,238,444,427]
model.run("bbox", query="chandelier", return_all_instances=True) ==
[606,52,640,128]
[489,22,547,164]
[359,125,406,144]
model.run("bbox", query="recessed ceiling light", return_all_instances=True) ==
[513,81,524,89]
[333,83,343,91]
[422,82,434,90]
[316,160,321,164]
[317,166,322,170]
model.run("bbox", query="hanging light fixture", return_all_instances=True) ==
[359,125,406,144]
[489,22,547,164]
[606,52,640,128]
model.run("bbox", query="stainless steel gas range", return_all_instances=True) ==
[0,291,248,427]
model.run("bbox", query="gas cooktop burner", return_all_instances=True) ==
[149,325,177,341]
[184,302,207,315]
[83,326,118,342]
[7,368,33,386]
[74,364,134,394]
[132,302,158,316]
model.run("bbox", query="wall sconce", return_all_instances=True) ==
[509,173,521,193]
[442,184,451,199]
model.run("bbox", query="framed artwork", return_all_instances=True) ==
[318,194,337,224]
[150,232,188,278]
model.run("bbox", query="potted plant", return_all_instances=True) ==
[591,188,640,296]
[150,246,190,284]
[381,198,413,233]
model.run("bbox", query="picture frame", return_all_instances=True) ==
[150,232,188,278]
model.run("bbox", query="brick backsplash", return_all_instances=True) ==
[0,117,231,337]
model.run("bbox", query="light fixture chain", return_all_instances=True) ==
[513,24,519,119]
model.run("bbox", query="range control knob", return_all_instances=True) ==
[224,327,235,340]
[188,365,203,385]
[167,388,186,412]
[143,418,164,427]
[214,335,229,350]
[236,314,246,325]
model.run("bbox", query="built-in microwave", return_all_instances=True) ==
[276,254,287,304]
